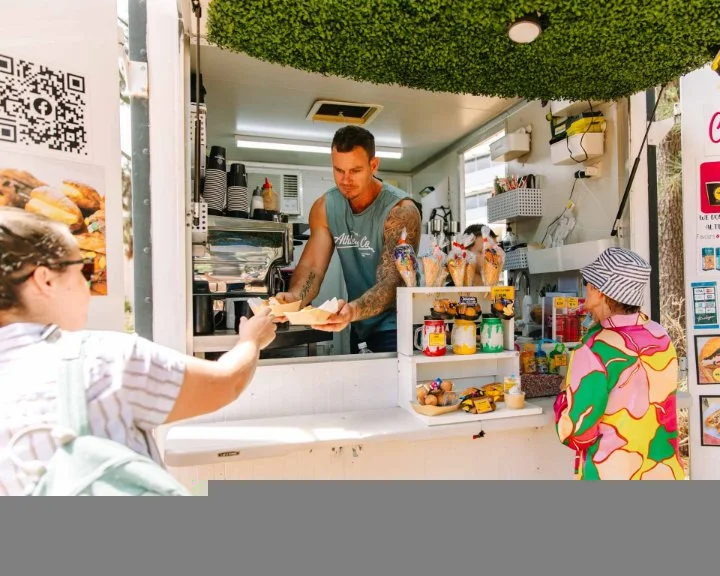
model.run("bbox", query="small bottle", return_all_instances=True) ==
[358,342,372,354]
[251,186,264,216]
[262,177,279,212]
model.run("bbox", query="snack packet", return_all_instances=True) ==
[393,227,418,287]
[481,226,505,288]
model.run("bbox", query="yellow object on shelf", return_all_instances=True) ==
[566,116,606,137]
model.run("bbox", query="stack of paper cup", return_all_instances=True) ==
[227,163,249,218]
[203,146,227,215]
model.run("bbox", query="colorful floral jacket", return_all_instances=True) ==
[554,313,684,480]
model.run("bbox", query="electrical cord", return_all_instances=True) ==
[541,178,578,246]
[566,100,595,163]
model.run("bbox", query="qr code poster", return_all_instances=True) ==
[0,53,89,157]
[0,149,107,296]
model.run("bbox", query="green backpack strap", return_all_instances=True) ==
[56,330,91,437]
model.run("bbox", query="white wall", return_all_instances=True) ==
[411,100,628,246]
[506,100,628,246]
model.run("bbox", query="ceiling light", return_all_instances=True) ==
[235,136,403,159]
[508,16,542,44]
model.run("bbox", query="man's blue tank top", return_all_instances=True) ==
[325,182,408,341]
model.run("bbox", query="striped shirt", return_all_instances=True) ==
[0,322,187,496]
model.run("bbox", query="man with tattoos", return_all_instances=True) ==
[275,126,420,353]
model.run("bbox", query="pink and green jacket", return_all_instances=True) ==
[554,313,684,480]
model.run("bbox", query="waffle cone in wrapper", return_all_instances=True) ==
[393,227,418,287]
[419,236,447,287]
[479,227,505,288]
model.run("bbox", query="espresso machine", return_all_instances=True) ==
[191,204,294,335]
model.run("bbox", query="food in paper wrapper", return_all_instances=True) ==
[247,296,302,317]
[393,227,418,287]
[283,298,340,325]
[482,382,505,403]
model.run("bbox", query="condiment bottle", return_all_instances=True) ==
[262,177,279,212]
[251,186,264,215]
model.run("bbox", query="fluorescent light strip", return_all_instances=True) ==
[236,136,402,159]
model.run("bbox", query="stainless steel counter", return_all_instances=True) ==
[194,325,334,355]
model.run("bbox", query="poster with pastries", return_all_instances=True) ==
[695,334,720,384]
[0,150,107,296]
[700,396,720,447]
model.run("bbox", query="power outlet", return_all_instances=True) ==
[584,162,602,178]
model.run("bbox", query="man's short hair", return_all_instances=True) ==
[332,126,375,160]
[464,224,497,240]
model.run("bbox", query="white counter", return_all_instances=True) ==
[164,400,549,467]
[159,352,692,486]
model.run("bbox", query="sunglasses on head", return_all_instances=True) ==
[10,257,95,286]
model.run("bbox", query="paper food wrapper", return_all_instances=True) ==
[283,298,340,325]
[247,297,302,317]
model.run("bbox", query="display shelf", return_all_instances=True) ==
[527,238,616,275]
[550,132,604,165]
[410,350,518,364]
[400,286,491,294]
[487,188,543,223]
[408,401,543,427]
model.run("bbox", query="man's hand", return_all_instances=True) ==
[311,299,355,332]
[271,292,300,323]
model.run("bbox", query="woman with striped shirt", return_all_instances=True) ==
[0,207,276,495]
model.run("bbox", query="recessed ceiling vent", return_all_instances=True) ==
[306,100,384,126]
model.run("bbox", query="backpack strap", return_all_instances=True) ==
[56,330,91,437]
[7,327,90,481]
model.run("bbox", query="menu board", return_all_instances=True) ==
[692,281,719,330]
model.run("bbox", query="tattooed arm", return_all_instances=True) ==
[276,196,334,307]
[350,199,421,321]
[312,199,420,332]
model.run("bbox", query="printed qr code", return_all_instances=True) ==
[0,54,88,155]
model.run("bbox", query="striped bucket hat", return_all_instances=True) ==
[580,247,650,307]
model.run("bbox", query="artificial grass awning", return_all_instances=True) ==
[207,0,720,101]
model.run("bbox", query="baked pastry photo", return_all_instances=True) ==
[62,180,103,215]
[1,166,108,297]
[25,186,84,232]
[0,169,45,208]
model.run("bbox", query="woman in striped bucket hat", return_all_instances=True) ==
[554,247,684,480]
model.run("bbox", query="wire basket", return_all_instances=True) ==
[487,188,543,223]
[505,247,529,271]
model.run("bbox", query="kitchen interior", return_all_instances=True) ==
[188,37,628,366]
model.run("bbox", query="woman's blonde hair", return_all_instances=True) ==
[0,207,74,310]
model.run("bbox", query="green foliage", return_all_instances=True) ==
[207,0,720,101]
